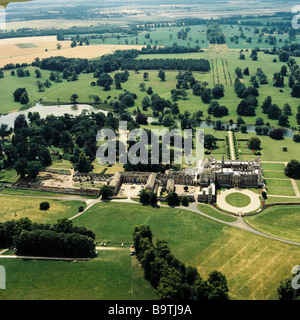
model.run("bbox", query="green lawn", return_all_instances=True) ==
[245,206,300,243]
[235,133,300,162]
[225,193,251,208]
[198,204,237,222]
[0,250,157,300]
[0,196,86,223]
[265,179,293,188]
[0,67,69,113]
[72,202,300,300]
[266,187,295,197]
[266,197,300,204]
[262,163,286,171]
[263,172,289,179]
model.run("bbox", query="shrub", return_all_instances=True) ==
[40,202,50,211]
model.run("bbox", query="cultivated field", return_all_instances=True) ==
[0,36,143,68]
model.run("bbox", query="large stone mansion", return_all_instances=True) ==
[73,156,264,203]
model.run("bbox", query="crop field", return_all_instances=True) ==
[0,36,143,68]
[72,202,300,300]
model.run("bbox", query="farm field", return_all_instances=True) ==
[0,35,143,68]
[0,196,85,223]
[245,206,300,243]
[72,202,300,300]
[0,250,157,300]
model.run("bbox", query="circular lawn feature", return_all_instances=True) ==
[225,193,251,208]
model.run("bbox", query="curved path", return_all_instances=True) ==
[1,193,300,254]
[216,188,261,214]
[67,196,300,247]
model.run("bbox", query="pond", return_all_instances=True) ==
[0,103,295,139]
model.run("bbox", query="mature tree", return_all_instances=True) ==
[247,137,261,150]
[291,82,300,98]
[269,128,284,140]
[278,115,289,127]
[27,161,42,180]
[293,131,300,143]
[204,134,217,149]
[158,69,166,81]
[99,184,113,199]
[136,113,148,125]
[212,84,225,99]
[277,278,299,300]
[285,159,300,179]
[283,103,292,116]
[139,189,150,204]
[167,192,180,206]
[70,93,79,104]
[18,90,29,105]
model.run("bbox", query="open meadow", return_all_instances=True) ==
[72,202,300,300]
[0,195,86,223]
[0,250,157,300]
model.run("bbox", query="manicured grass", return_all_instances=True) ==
[266,197,300,204]
[225,193,251,208]
[73,202,300,300]
[266,187,295,197]
[0,251,157,300]
[0,196,86,223]
[198,204,237,223]
[263,172,289,179]
[245,206,300,243]
[262,163,286,171]
[265,179,293,188]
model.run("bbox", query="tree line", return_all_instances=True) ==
[0,217,95,258]
[133,225,229,300]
